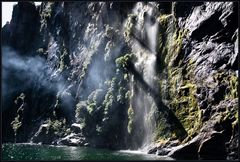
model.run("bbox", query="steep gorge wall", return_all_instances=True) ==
[2,1,238,160]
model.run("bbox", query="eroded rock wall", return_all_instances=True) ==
[2,1,238,160]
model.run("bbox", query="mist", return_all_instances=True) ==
[2,46,67,111]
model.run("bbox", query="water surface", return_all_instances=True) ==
[2,143,173,160]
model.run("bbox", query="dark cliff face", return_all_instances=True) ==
[2,2,40,54]
[2,1,239,160]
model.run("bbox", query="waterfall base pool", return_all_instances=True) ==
[2,143,173,160]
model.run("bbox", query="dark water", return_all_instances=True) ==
[2,143,173,160]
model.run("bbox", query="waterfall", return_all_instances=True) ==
[127,2,160,150]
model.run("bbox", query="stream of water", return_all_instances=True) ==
[128,2,160,150]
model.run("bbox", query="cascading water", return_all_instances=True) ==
[127,2,160,151]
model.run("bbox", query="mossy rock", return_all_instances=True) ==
[127,105,134,134]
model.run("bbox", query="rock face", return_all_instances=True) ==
[2,2,238,160]
[2,2,40,54]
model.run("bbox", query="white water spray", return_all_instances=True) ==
[127,2,160,151]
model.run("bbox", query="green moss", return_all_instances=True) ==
[157,14,173,27]
[168,28,189,67]
[213,71,238,99]
[103,93,114,113]
[227,74,238,99]
[155,113,173,141]
[156,20,200,140]
[156,14,197,139]
[160,24,199,140]
[170,81,201,139]
[156,14,177,72]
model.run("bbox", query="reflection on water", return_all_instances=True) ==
[2,143,173,160]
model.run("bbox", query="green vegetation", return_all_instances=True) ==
[115,54,133,70]
[155,114,172,141]
[11,93,26,141]
[213,71,238,99]
[11,115,22,138]
[127,105,134,134]
[103,77,116,114]
[45,118,70,136]
[169,29,189,67]
[155,12,200,142]
[157,14,173,28]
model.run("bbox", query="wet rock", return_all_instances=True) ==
[202,107,211,121]
[228,29,238,70]
[71,123,82,133]
[31,124,55,144]
[84,143,90,147]
[191,11,223,41]
[198,132,227,160]
[147,147,157,154]
[57,133,87,146]
[209,84,227,104]
[168,140,180,147]
[199,100,208,109]
[156,148,172,156]
[168,135,200,160]
[226,133,239,160]
[167,136,200,160]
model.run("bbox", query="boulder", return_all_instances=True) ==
[157,148,172,156]
[198,132,227,160]
[57,133,87,146]
[31,123,55,144]
[168,135,200,160]
[147,146,157,154]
